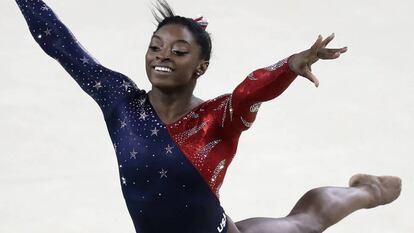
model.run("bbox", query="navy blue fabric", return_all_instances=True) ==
[16,1,228,232]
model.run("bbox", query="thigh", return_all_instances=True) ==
[226,215,242,233]
[232,213,320,233]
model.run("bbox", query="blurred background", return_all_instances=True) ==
[1,0,413,232]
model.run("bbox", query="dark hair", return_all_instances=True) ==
[151,0,212,61]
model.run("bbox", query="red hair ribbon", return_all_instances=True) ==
[194,16,208,30]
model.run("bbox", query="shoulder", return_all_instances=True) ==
[199,94,232,111]
[186,94,232,115]
[194,93,233,129]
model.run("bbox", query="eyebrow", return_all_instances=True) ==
[151,35,191,46]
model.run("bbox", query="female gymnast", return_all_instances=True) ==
[15,0,402,232]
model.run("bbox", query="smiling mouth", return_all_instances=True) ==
[153,66,173,73]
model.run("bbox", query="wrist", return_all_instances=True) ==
[287,54,300,75]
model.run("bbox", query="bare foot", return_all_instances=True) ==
[349,174,402,208]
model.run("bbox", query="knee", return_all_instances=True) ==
[290,187,339,232]
[291,187,331,215]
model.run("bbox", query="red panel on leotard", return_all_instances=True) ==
[167,58,297,198]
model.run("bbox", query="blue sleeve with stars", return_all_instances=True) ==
[16,0,142,116]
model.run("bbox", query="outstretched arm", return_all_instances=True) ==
[15,0,141,116]
[218,34,347,135]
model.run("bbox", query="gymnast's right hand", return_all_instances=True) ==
[288,33,348,87]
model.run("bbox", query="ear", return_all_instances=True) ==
[195,60,209,77]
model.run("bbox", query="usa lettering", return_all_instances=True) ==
[217,213,227,232]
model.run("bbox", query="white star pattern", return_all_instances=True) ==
[80,56,89,64]
[139,111,149,120]
[165,144,174,154]
[120,119,127,128]
[150,127,159,136]
[44,28,52,36]
[159,169,168,178]
[130,149,138,159]
[15,0,247,228]
[139,98,146,105]
[16,0,142,115]
[93,81,103,90]
[120,80,132,91]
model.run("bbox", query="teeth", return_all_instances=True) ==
[154,66,172,73]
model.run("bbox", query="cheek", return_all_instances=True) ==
[179,57,200,72]
[145,52,152,71]
[145,61,152,81]
[177,64,196,80]
[145,52,151,64]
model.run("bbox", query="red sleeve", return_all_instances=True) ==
[217,56,298,135]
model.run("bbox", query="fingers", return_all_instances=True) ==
[321,33,335,47]
[302,33,347,88]
[314,33,347,51]
[310,35,323,52]
[311,33,335,52]
[317,47,348,59]
[304,69,319,88]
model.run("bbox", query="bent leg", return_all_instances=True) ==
[231,174,401,233]
[231,214,320,233]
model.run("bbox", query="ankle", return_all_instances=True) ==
[356,184,381,209]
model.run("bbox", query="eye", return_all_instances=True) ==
[149,46,160,51]
[172,49,188,56]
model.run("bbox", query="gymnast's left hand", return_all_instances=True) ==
[288,33,347,87]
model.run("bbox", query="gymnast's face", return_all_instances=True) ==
[145,24,207,91]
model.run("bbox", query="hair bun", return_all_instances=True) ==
[194,16,208,30]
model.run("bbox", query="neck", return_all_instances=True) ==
[148,84,203,124]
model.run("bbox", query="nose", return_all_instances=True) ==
[156,49,171,61]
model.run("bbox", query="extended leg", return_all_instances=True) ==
[229,174,401,233]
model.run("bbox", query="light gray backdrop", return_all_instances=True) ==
[1,0,413,232]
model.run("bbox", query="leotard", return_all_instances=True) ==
[16,1,297,232]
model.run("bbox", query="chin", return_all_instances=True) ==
[149,79,179,93]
